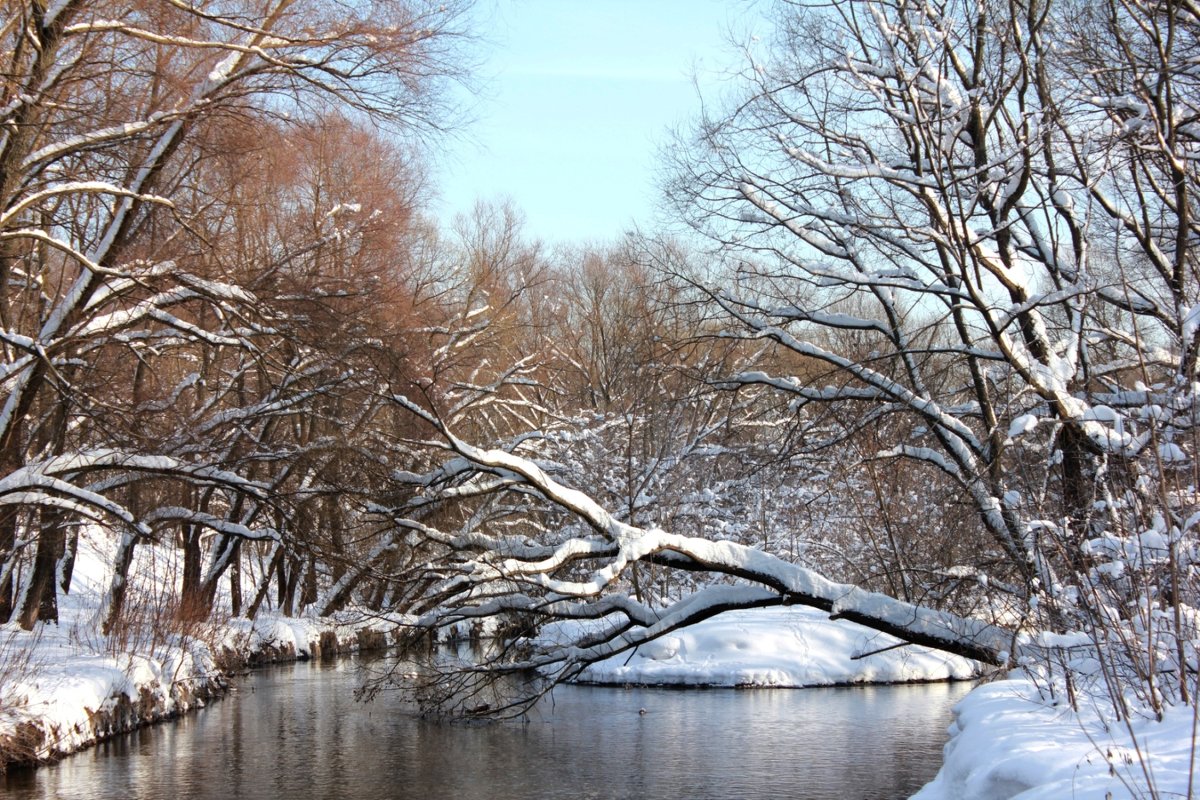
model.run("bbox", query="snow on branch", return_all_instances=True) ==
[142,507,280,542]
[0,449,267,534]
[389,395,1018,688]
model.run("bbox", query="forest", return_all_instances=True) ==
[0,0,1197,758]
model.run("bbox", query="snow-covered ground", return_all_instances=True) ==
[564,606,979,687]
[0,615,218,764]
[0,530,392,767]
[3,529,1195,799]
[0,608,391,765]
[914,677,1198,800]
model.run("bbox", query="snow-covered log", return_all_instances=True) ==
[375,397,1015,715]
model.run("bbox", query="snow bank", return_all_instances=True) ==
[0,527,400,769]
[913,677,1198,800]
[564,607,980,687]
[0,608,396,768]
[217,610,394,666]
[0,618,221,766]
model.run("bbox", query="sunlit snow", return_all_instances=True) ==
[567,607,979,687]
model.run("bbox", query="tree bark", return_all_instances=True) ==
[16,510,63,629]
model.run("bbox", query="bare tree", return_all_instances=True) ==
[369,395,1011,716]
[0,0,467,629]
[657,0,1200,707]
[367,0,1200,717]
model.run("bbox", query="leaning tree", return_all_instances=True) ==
[373,0,1200,717]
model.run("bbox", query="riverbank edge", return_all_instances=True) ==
[571,673,980,690]
[911,674,1199,799]
[0,614,398,773]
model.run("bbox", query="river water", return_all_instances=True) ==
[3,655,970,800]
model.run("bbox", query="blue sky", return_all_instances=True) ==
[435,0,757,244]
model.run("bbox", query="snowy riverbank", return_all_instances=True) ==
[914,676,1199,800]
[548,607,1197,799]
[0,608,394,769]
[4,564,1195,800]
[1,603,978,774]
[562,607,980,687]
[0,529,397,770]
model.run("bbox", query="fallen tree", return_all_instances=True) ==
[367,395,1017,717]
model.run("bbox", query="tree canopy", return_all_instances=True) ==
[0,0,1196,724]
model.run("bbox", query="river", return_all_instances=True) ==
[2,655,970,799]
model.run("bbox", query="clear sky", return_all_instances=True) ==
[435,0,757,245]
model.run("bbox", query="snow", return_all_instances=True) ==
[4,530,1194,800]
[914,677,1198,800]
[206,52,240,86]
[1007,413,1039,438]
[0,605,387,764]
[555,607,980,687]
[0,622,215,762]
[1158,441,1187,463]
[0,529,397,766]
[0,532,213,762]
[1183,302,1200,347]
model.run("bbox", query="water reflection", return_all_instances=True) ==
[3,656,970,800]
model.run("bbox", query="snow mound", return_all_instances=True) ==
[913,677,1198,800]
[0,622,220,764]
[570,607,980,687]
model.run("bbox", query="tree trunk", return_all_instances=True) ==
[102,531,138,636]
[192,534,239,620]
[0,426,25,623]
[16,510,63,629]
[0,508,16,623]
[299,554,318,611]
[178,522,205,622]
[281,554,299,617]
[58,526,78,595]
[246,544,283,620]
[230,543,242,617]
